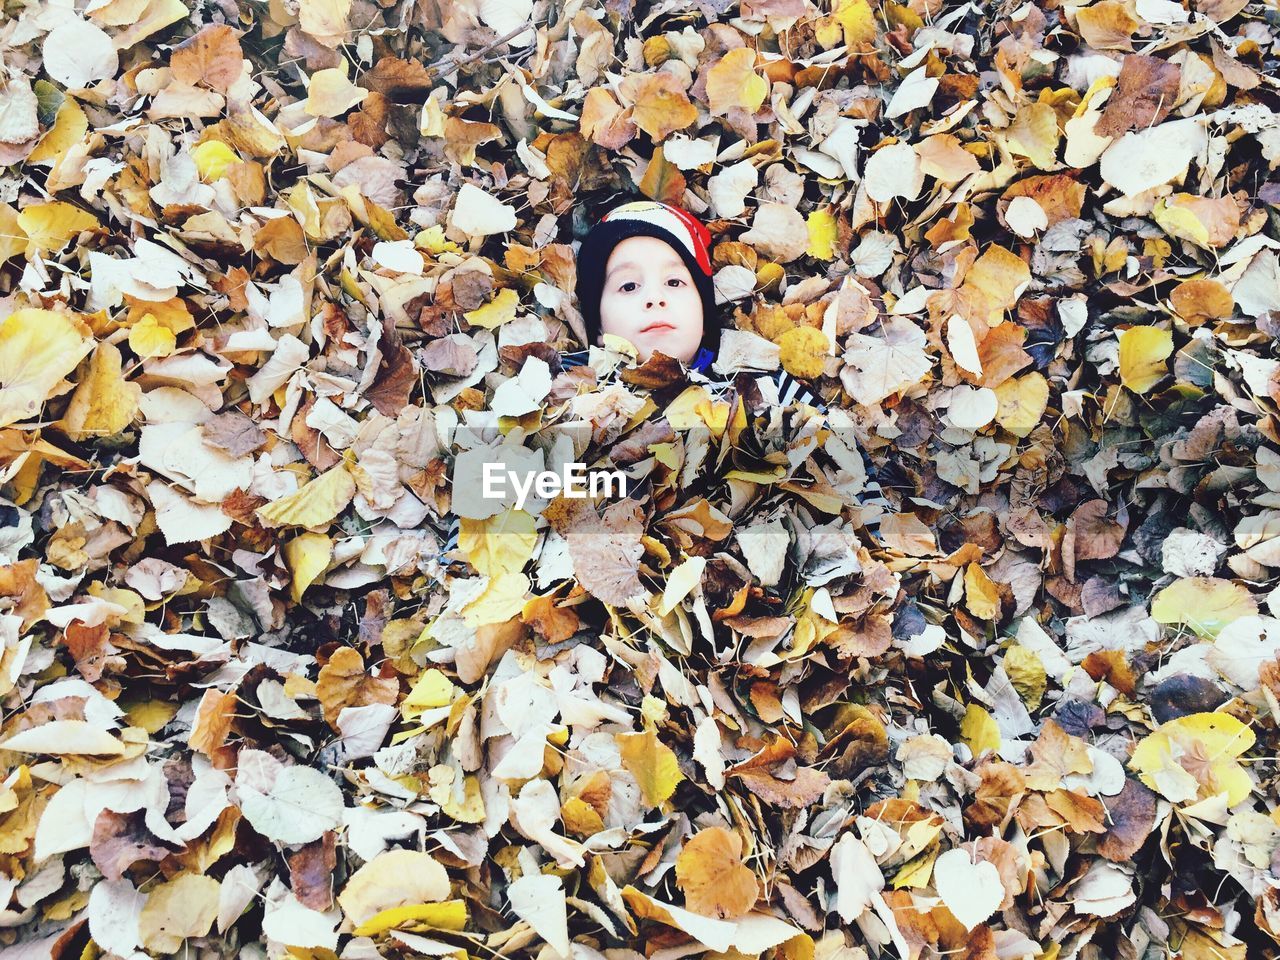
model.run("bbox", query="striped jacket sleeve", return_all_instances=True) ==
[771,369,821,410]
[763,370,890,528]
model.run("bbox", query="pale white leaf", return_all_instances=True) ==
[933,848,1004,931]
[43,20,117,89]
[863,141,923,203]
[451,183,518,237]
[508,873,570,958]
[885,66,938,119]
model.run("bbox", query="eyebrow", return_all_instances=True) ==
[604,252,684,281]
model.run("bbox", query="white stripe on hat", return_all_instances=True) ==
[603,201,700,264]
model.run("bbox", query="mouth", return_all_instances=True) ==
[639,322,676,334]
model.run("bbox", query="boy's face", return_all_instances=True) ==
[598,235,704,364]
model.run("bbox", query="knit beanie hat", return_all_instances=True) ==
[575,200,718,355]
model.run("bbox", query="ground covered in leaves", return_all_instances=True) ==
[3,0,1280,957]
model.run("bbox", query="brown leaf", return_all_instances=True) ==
[291,396,342,472]
[1022,719,1093,791]
[638,145,686,205]
[729,765,830,808]
[1096,778,1158,862]
[420,337,478,377]
[964,760,1028,833]
[1094,55,1181,138]
[170,25,244,93]
[316,647,399,730]
[289,831,338,909]
[189,688,237,758]
[675,827,760,920]
[359,57,436,102]
[253,216,308,264]
[619,73,698,141]
[619,350,687,389]
[567,499,647,606]
[202,411,267,457]
[0,559,49,632]
[1064,500,1126,583]
[366,340,417,417]
[90,809,175,881]
[61,620,123,683]
[522,593,580,644]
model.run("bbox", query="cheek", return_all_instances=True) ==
[597,294,630,331]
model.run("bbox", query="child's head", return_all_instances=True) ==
[575,200,717,364]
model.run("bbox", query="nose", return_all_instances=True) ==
[645,293,667,309]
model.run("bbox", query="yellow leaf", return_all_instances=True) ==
[1129,712,1256,807]
[675,827,759,920]
[660,555,705,615]
[1003,101,1060,171]
[138,873,220,954]
[694,397,731,437]
[1003,644,1046,710]
[778,326,829,380]
[256,465,356,529]
[283,531,332,602]
[88,0,150,26]
[959,704,1000,757]
[16,201,98,255]
[353,900,469,937]
[338,849,451,927]
[459,508,537,578]
[122,697,180,733]
[833,0,878,44]
[1151,197,1210,248]
[192,140,239,180]
[28,98,88,165]
[416,224,459,255]
[128,314,177,358]
[562,795,606,836]
[666,385,712,430]
[58,342,140,442]
[1075,0,1138,51]
[0,204,26,263]
[464,287,519,329]
[806,208,837,260]
[0,309,95,429]
[126,297,194,358]
[298,0,351,45]
[427,765,487,823]
[622,72,698,142]
[1152,577,1257,639]
[961,243,1030,325]
[113,0,190,49]
[964,562,1000,620]
[891,847,939,889]
[616,725,684,808]
[1118,325,1174,394]
[706,47,769,116]
[419,96,447,137]
[87,583,147,623]
[305,64,369,117]
[993,372,1049,438]
[461,572,529,627]
[402,668,456,719]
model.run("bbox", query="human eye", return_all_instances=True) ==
[619,281,638,292]
[666,277,685,287]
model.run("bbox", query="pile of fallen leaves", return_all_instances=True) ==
[5,0,1280,956]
